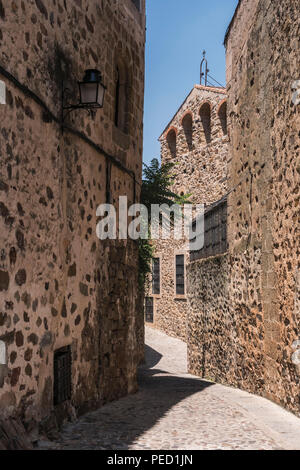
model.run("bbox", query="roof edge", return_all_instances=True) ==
[224,0,242,47]
[158,87,194,140]
[195,84,226,94]
[158,84,226,140]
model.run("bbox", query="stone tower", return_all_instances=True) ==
[145,82,229,341]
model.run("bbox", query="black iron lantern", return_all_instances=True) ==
[62,68,106,130]
[78,69,106,108]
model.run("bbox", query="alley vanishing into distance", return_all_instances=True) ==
[40,328,300,451]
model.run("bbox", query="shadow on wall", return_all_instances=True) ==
[144,344,163,369]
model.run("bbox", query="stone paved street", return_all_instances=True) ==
[40,327,300,451]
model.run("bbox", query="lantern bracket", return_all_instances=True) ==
[61,69,106,131]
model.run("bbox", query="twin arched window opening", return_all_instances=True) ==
[165,100,227,157]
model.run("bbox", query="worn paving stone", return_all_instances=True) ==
[40,327,297,450]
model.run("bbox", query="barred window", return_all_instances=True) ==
[53,346,72,406]
[190,197,227,261]
[152,258,160,295]
[145,297,154,323]
[175,255,185,295]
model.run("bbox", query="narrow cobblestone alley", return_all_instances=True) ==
[40,328,300,451]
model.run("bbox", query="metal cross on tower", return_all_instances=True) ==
[200,51,210,86]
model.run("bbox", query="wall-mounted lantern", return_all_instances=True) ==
[62,69,106,126]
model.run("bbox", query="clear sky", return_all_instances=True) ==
[143,0,239,165]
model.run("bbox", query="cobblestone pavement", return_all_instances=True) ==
[40,327,300,450]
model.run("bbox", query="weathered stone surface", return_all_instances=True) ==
[187,0,300,418]
[0,0,145,434]
[15,269,26,286]
[15,331,24,348]
[0,271,9,292]
[68,263,76,277]
[41,328,300,451]
[10,367,21,387]
[0,418,33,450]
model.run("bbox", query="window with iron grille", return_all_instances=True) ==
[145,297,154,323]
[53,346,72,406]
[190,196,227,261]
[152,258,160,295]
[175,255,185,295]
[131,0,141,11]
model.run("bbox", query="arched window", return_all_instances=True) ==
[166,129,177,157]
[200,103,211,144]
[218,101,227,135]
[114,60,129,133]
[182,113,193,150]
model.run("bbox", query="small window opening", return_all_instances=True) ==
[152,258,160,295]
[53,346,72,406]
[145,297,154,323]
[166,129,177,158]
[114,62,129,133]
[182,114,193,150]
[200,103,211,143]
[218,101,227,135]
[114,67,120,128]
[175,255,185,295]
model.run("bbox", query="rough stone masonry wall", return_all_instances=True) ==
[146,86,229,341]
[188,0,300,416]
[0,0,145,433]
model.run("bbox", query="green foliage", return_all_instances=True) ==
[138,236,154,290]
[141,158,191,211]
[138,158,191,290]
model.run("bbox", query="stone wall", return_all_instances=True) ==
[188,0,300,416]
[0,0,146,433]
[146,85,229,341]
[187,255,233,383]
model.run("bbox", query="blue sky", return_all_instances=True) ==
[143,0,239,165]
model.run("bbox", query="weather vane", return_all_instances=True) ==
[200,50,209,86]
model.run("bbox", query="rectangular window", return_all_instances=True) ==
[53,346,72,406]
[175,254,185,296]
[190,196,227,261]
[145,297,154,323]
[152,257,160,295]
